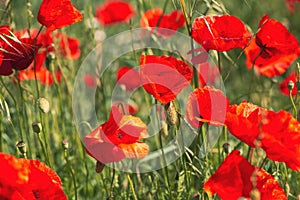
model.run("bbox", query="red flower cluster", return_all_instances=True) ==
[84,106,149,164]
[38,0,82,32]
[204,150,287,200]
[279,72,298,96]
[140,54,192,104]
[140,9,185,38]
[226,101,300,171]
[186,86,230,128]
[14,29,80,85]
[0,152,67,200]
[96,0,135,25]
[191,15,251,52]
[245,15,300,77]
[0,26,40,76]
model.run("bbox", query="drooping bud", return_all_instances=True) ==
[32,122,42,134]
[222,143,230,154]
[95,161,105,173]
[16,141,27,158]
[37,98,50,113]
[160,120,169,137]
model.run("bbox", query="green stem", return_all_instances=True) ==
[64,149,78,200]
[109,167,115,199]
[126,173,138,200]
[37,133,51,166]
[289,90,298,119]
[0,77,23,140]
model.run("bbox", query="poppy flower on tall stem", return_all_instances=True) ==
[0,152,67,199]
[186,86,230,128]
[0,26,41,76]
[140,9,185,38]
[191,15,251,52]
[96,0,135,26]
[38,0,82,32]
[204,150,287,200]
[140,54,192,104]
[244,14,300,77]
[83,106,149,170]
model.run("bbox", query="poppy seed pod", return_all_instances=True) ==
[16,141,27,155]
[32,122,42,134]
[38,98,50,113]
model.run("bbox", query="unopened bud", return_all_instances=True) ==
[38,98,50,113]
[62,140,69,151]
[285,182,290,195]
[16,141,27,156]
[166,102,179,126]
[32,122,42,134]
[288,80,294,91]
[222,143,230,154]
[95,161,105,173]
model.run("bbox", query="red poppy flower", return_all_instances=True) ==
[245,15,300,77]
[261,110,300,171]
[96,0,135,25]
[225,101,265,146]
[140,9,185,38]
[225,101,300,171]
[54,32,81,59]
[0,26,40,76]
[84,106,149,164]
[191,15,251,52]
[186,86,230,128]
[279,72,298,96]
[18,67,61,85]
[116,66,140,91]
[140,54,192,104]
[38,0,82,32]
[0,152,67,200]
[204,150,287,200]
[84,74,98,88]
[285,0,300,11]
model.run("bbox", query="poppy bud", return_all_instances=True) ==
[285,182,290,195]
[166,102,179,126]
[16,141,27,157]
[62,140,69,151]
[32,122,42,134]
[38,98,50,113]
[222,143,230,154]
[45,52,55,70]
[95,161,105,173]
[288,80,294,91]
